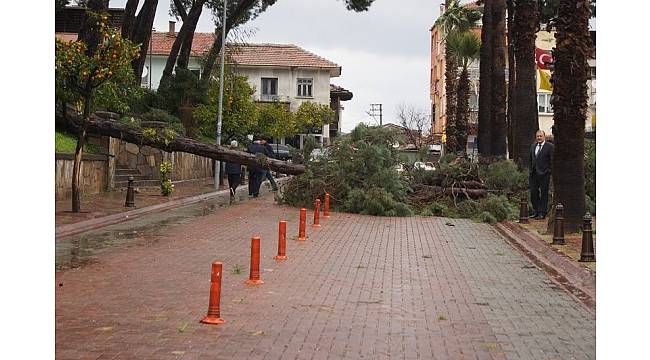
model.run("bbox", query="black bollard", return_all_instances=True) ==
[125,176,135,207]
[579,213,595,262]
[519,197,529,224]
[552,203,565,245]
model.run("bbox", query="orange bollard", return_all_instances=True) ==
[274,220,288,260]
[324,193,331,218]
[245,236,264,285]
[298,208,307,241]
[313,198,321,228]
[200,262,225,325]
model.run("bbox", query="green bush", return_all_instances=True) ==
[482,160,527,193]
[585,194,596,215]
[428,202,449,216]
[420,208,433,217]
[474,211,497,224]
[55,131,103,154]
[585,140,596,205]
[457,199,480,218]
[478,194,516,222]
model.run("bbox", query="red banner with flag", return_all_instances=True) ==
[535,48,553,70]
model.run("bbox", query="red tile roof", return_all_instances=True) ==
[150,32,340,70]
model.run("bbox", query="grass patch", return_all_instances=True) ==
[55,131,103,154]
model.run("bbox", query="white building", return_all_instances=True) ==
[144,24,343,145]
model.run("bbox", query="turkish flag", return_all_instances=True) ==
[535,48,553,70]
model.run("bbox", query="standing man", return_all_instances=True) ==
[247,136,267,198]
[529,130,554,219]
[225,140,242,204]
[260,137,279,191]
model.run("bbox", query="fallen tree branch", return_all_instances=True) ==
[411,183,487,199]
[56,108,307,175]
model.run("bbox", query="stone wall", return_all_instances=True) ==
[55,154,108,200]
[112,139,213,183]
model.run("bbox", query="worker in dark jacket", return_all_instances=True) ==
[225,140,242,203]
[261,137,279,191]
[247,137,268,197]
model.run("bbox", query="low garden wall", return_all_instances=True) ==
[55,153,108,200]
[112,138,213,183]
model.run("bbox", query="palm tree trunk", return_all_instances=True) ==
[506,0,515,158]
[444,53,459,152]
[490,0,507,156]
[550,0,591,231]
[511,0,539,167]
[478,0,493,155]
[455,67,470,152]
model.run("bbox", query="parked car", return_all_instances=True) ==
[269,143,291,161]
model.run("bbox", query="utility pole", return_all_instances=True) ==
[214,0,227,190]
[369,103,383,125]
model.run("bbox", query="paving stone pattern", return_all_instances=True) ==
[55,197,595,359]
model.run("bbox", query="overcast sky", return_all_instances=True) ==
[110,0,443,132]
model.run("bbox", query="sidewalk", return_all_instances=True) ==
[55,197,595,359]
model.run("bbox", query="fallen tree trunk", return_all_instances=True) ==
[411,184,487,199]
[56,109,307,175]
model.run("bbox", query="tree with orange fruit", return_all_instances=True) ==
[55,11,140,212]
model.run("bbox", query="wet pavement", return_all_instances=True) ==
[55,195,595,359]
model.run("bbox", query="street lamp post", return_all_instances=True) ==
[214,0,227,190]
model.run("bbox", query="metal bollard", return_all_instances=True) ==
[324,193,331,218]
[313,198,321,228]
[200,262,225,324]
[552,203,565,245]
[125,176,135,207]
[579,213,596,262]
[274,220,288,260]
[519,197,529,224]
[298,208,307,241]
[245,236,264,285]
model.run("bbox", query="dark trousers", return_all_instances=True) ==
[248,170,264,197]
[227,174,240,193]
[264,170,278,191]
[529,172,551,216]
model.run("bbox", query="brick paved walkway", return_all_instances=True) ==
[55,196,595,359]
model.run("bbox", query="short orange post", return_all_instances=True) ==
[245,236,264,285]
[200,262,225,325]
[313,198,321,228]
[274,220,288,260]
[324,193,331,218]
[298,208,307,241]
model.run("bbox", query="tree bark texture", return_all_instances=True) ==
[455,68,470,151]
[57,108,307,175]
[477,0,493,155]
[161,0,207,82]
[121,0,139,40]
[550,0,591,231]
[490,0,508,156]
[511,0,540,167]
[128,0,159,80]
[444,52,458,152]
[506,0,515,158]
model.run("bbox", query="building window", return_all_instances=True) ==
[590,66,596,79]
[141,65,149,87]
[189,68,201,79]
[261,78,278,97]
[297,78,313,97]
[537,93,553,113]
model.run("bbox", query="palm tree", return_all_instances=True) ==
[447,31,481,153]
[435,0,482,154]
[490,0,507,156]
[511,0,540,167]
[477,0,493,156]
[550,0,591,231]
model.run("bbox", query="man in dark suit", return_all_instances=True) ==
[529,130,554,219]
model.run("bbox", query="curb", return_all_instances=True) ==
[494,221,596,317]
[56,178,287,240]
